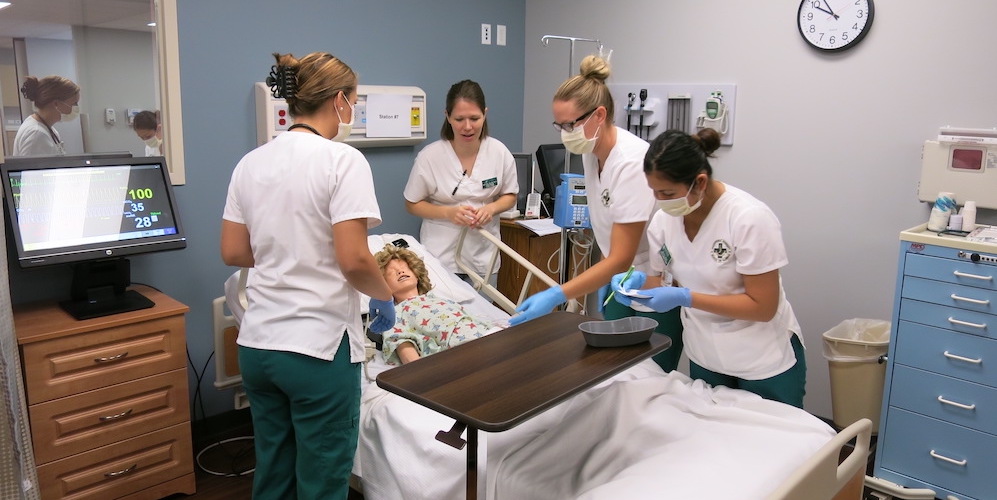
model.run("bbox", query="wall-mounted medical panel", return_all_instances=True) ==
[254,83,427,148]
[607,83,736,146]
[918,127,997,209]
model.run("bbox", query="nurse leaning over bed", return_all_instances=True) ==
[403,80,519,282]
[612,129,807,408]
[220,51,395,500]
[509,54,684,373]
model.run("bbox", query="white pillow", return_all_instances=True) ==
[362,233,478,313]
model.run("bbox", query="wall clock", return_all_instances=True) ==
[798,0,874,52]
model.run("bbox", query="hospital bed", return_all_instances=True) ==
[211,229,870,500]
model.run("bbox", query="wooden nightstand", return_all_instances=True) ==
[14,285,196,500]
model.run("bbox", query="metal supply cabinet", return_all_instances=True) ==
[875,225,997,500]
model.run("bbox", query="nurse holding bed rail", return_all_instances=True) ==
[509,54,683,373]
[612,128,807,408]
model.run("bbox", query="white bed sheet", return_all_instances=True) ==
[357,359,835,500]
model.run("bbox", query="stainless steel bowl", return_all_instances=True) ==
[578,316,658,347]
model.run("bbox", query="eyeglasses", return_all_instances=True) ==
[551,107,597,133]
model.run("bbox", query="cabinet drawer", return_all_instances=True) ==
[902,276,997,315]
[880,408,996,500]
[894,321,996,388]
[36,422,193,500]
[889,365,997,434]
[905,253,997,292]
[21,315,186,404]
[29,369,190,464]
[898,299,994,339]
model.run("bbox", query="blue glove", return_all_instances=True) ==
[610,270,647,308]
[629,287,692,313]
[509,285,566,326]
[368,297,396,333]
[597,284,611,313]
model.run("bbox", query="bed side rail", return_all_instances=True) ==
[764,418,872,500]
[454,227,579,315]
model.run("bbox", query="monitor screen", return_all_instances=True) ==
[1,155,186,319]
[535,143,584,209]
[512,153,533,212]
[2,155,186,268]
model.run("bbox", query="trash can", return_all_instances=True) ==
[822,318,891,432]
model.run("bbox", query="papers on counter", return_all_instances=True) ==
[966,225,997,244]
[516,218,561,236]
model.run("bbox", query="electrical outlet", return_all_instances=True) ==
[481,23,491,45]
[497,24,506,46]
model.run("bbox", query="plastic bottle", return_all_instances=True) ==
[962,201,977,232]
[948,213,963,231]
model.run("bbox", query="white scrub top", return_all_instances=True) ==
[646,184,802,380]
[404,136,518,274]
[581,126,655,272]
[145,144,162,156]
[223,132,382,364]
[13,115,65,156]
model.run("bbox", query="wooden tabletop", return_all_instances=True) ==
[376,311,671,432]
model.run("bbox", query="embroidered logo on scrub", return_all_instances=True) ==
[711,239,732,263]
[601,188,610,207]
[482,177,498,188]
[658,244,673,266]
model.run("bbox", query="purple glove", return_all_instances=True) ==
[368,297,396,333]
[630,286,691,313]
[509,285,566,326]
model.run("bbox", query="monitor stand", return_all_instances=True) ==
[59,258,155,320]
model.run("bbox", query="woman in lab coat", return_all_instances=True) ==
[12,75,80,156]
[509,55,683,373]
[612,129,806,407]
[221,51,395,499]
[404,80,518,280]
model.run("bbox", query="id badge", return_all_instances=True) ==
[481,177,498,188]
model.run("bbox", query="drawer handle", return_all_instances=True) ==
[93,352,128,363]
[947,317,987,329]
[929,450,967,467]
[950,293,991,305]
[104,463,138,478]
[953,270,993,281]
[937,395,977,411]
[943,350,983,364]
[98,408,134,422]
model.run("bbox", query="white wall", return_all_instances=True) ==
[525,0,997,418]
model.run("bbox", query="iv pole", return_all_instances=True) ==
[540,34,602,301]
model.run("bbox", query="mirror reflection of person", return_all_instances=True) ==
[132,110,162,156]
[13,75,80,156]
[374,244,500,365]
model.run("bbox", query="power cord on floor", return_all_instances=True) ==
[187,348,255,477]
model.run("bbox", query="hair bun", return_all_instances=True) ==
[579,55,610,82]
[692,128,721,156]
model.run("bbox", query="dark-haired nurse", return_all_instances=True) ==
[613,128,806,408]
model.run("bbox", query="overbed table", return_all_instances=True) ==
[376,311,672,499]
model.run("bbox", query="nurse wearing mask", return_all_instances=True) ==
[132,110,163,156]
[13,75,80,156]
[404,80,518,282]
[221,51,395,499]
[613,129,806,408]
[509,55,683,373]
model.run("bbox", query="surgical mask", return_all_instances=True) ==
[144,136,162,149]
[60,104,80,122]
[656,179,704,217]
[560,115,599,155]
[332,92,355,142]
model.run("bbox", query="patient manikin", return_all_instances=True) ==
[375,244,501,365]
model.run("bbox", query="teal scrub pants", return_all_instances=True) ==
[690,334,807,408]
[239,337,360,500]
[603,300,683,372]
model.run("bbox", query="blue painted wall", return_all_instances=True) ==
[8,0,525,418]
